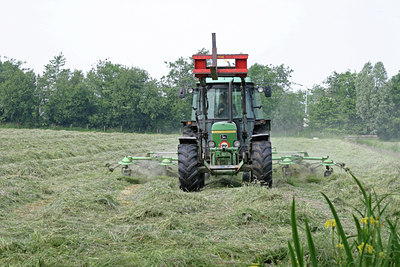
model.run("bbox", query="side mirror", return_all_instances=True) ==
[178,87,186,99]
[264,85,271,97]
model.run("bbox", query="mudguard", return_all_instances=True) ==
[179,137,197,144]
[251,133,270,142]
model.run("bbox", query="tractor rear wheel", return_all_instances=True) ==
[178,143,204,192]
[251,140,273,187]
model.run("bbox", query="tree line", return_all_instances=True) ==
[0,53,399,139]
[0,53,190,132]
[307,62,400,140]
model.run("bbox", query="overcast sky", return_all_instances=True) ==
[1,0,399,90]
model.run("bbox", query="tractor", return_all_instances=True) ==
[177,33,272,192]
[107,34,346,184]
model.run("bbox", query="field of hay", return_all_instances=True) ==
[0,128,399,266]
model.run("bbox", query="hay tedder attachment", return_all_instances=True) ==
[107,149,345,178]
[272,148,346,177]
[106,152,177,176]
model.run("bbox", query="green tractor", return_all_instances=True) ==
[107,34,345,183]
[177,33,272,192]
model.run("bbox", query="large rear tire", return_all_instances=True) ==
[178,143,204,192]
[251,140,273,187]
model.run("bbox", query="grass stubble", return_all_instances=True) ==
[0,129,399,266]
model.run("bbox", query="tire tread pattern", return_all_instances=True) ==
[251,141,273,187]
[178,144,204,192]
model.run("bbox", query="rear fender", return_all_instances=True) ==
[251,133,270,142]
[179,137,197,144]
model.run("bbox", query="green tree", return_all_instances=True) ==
[308,92,339,131]
[355,62,375,133]
[355,62,390,136]
[87,60,160,131]
[308,71,362,133]
[273,90,305,134]
[86,60,120,128]
[159,49,208,131]
[111,66,159,131]
[0,59,37,125]
[37,53,69,125]
[248,63,303,134]
[160,56,194,130]
[50,70,95,126]
[376,71,400,139]
[37,53,95,127]
[388,72,400,138]
[373,62,394,138]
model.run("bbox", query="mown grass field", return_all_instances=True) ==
[349,137,400,154]
[0,128,399,266]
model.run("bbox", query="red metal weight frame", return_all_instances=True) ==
[193,54,248,78]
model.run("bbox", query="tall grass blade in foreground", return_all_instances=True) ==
[321,192,354,265]
[289,198,317,267]
[348,171,369,211]
[305,218,318,267]
[288,241,297,267]
[285,160,400,265]
[290,197,304,267]
[353,214,362,244]
[384,219,400,266]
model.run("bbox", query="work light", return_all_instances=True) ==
[208,140,216,148]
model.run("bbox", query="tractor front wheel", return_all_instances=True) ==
[178,143,204,192]
[251,140,273,187]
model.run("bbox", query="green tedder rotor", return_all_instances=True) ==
[106,152,178,176]
[272,148,345,177]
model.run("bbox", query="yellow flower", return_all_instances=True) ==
[371,217,376,224]
[357,242,373,254]
[325,219,336,228]
[336,243,344,249]
[367,244,373,254]
[360,216,380,227]
[379,252,386,259]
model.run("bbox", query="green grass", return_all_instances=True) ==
[290,172,400,266]
[0,129,399,266]
[350,137,400,154]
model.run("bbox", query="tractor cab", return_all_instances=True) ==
[190,77,262,151]
[191,77,255,121]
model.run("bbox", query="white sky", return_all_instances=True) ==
[1,0,399,90]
